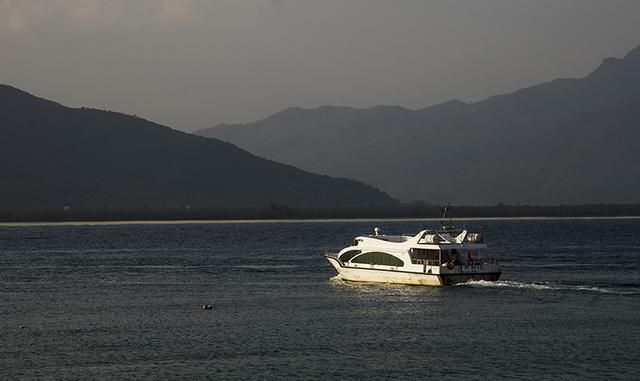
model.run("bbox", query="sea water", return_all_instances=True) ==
[1,218,639,380]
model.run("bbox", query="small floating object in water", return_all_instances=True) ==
[19,325,25,329]
[202,304,212,310]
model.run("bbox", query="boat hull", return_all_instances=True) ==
[326,255,500,286]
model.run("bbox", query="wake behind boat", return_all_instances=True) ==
[325,223,501,286]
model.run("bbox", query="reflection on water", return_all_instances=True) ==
[330,274,443,296]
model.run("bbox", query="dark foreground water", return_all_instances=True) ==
[1,218,639,380]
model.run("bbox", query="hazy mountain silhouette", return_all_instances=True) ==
[197,44,640,204]
[0,85,397,212]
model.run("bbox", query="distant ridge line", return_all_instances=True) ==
[195,43,640,205]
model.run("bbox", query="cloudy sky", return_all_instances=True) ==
[1,0,639,131]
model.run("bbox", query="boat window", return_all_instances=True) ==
[352,252,404,267]
[339,250,361,262]
[352,239,359,246]
[411,249,440,261]
[410,248,440,265]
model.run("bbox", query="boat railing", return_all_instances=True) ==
[462,259,499,267]
[410,256,498,266]
[411,259,440,266]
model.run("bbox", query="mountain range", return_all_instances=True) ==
[196,44,640,205]
[0,85,396,212]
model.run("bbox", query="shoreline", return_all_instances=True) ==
[2,215,639,227]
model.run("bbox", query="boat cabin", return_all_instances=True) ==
[338,228,487,268]
[409,247,484,266]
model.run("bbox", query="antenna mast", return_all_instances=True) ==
[440,203,451,228]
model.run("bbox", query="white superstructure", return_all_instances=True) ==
[325,225,501,286]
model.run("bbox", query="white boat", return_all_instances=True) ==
[325,224,501,286]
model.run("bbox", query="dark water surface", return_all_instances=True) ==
[1,218,639,380]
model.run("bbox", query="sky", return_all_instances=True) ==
[1,0,639,132]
